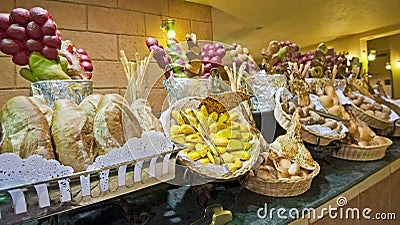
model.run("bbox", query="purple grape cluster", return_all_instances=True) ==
[0,7,62,65]
[201,42,226,78]
[146,37,171,70]
[63,42,93,79]
[274,41,301,75]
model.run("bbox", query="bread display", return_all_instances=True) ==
[347,92,391,120]
[29,97,53,126]
[52,99,94,172]
[0,96,54,159]
[79,94,103,121]
[94,94,142,155]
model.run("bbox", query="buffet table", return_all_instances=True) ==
[21,138,400,225]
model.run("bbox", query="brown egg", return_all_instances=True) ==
[278,158,292,169]
[278,168,291,179]
[288,162,301,176]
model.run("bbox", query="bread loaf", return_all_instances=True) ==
[52,99,94,172]
[29,97,53,127]
[0,96,54,159]
[79,94,103,121]
[94,94,142,155]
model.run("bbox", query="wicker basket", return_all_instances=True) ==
[347,104,393,130]
[274,103,346,146]
[161,97,261,181]
[332,137,393,161]
[245,162,320,197]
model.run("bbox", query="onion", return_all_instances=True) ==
[0,38,23,55]
[23,39,43,52]
[41,19,57,36]
[26,21,43,39]
[29,7,49,26]
[42,35,61,49]
[12,50,29,65]
[6,24,26,41]
[0,13,11,30]
[41,46,58,60]
[10,8,29,26]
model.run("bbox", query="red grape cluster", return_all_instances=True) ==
[146,37,171,70]
[201,42,226,78]
[0,7,61,66]
[62,41,93,79]
[274,41,301,75]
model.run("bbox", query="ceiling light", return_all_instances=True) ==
[385,62,392,70]
[367,50,376,61]
[160,19,176,39]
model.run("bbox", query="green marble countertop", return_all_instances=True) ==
[26,138,400,225]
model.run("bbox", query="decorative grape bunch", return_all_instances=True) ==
[273,41,301,75]
[227,43,258,75]
[0,7,93,80]
[0,7,61,65]
[201,42,225,78]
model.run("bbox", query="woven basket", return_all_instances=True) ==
[161,97,261,181]
[332,137,393,161]
[347,104,392,130]
[245,162,320,197]
[274,103,346,146]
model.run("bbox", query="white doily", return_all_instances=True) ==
[0,153,73,189]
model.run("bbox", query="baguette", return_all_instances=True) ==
[0,96,54,159]
[52,99,94,172]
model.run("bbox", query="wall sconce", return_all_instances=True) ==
[367,50,376,61]
[396,60,400,67]
[385,62,392,70]
[160,19,176,39]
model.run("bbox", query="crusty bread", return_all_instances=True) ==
[79,94,103,121]
[29,97,53,127]
[52,99,94,172]
[0,96,55,159]
[94,94,142,155]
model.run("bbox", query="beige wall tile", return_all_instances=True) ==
[169,0,211,22]
[17,0,87,31]
[0,89,31,107]
[88,6,145,35]
[0,58,16,89]
[15,65,31,88]
[118,35,149,61]
[55,0,117,7]
[93,88,120,95]
[118,0,168,15]
[61,30,118,60]
[145,14,169,39]
[191,21,213,40]
[91,60,128,88]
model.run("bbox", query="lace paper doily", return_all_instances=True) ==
[0,153,73,189]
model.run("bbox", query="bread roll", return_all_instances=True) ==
[94,94,142,155]
[79,94,103,121]
[29,97,53,126]
[1,96,54,159]
[52,99,94,172]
